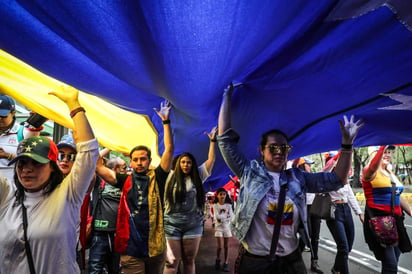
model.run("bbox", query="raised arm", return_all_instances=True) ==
[362,146,385,181]
[203,126,218,174]
[218,84,237,135]
[99,148,111,158]
[49,85,94,143]
[154,100,174,172]
[332,115,363,183]
[95,150,116,184]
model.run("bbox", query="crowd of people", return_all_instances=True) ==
[0,84,411,274]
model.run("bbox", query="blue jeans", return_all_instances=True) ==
[381,245,401,273]
[326,203,354,274]
[88,231,121,274]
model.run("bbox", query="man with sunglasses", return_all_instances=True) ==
[217,84,364,274]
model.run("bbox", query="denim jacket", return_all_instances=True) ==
[217,129,344,247]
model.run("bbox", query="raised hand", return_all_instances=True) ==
[48,85,80,108]
[49,85,93,143]
[154,100,172,121]
[204,126,218,140]
[223,82,242,97]
[339,115,364,144]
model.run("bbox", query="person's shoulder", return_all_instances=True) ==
[250,159,264,169]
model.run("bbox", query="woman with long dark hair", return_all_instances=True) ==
[163,128,217,274]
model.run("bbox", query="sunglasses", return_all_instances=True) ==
[265,144,292,154]
[57,152,76,162]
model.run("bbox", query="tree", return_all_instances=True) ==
[352,147,370,187]
[393,146,411,185]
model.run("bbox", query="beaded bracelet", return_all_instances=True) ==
[70,107,86,118]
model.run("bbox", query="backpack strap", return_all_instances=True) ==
[17,126,25,142]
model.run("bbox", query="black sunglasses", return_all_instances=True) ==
[57,152,76,162]
[265,144,292,154]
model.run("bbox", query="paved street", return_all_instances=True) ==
[196,218,378,274]
[196,218,382,274]
[196,195,412,274]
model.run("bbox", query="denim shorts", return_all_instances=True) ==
[164,215,203,240]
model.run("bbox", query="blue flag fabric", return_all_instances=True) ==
[1,0,412,189]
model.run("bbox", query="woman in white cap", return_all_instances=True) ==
[0,85,99,274]
[362,145,411,274]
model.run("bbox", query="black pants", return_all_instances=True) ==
[307,205,322,259]
[88,231,121,274]
[237,247,307,274]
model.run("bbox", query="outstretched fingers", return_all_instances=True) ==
[154,99,172,120]
[204,126,218,139]
[339,115,364,144]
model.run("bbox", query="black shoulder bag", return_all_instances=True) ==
[22,202,36,274]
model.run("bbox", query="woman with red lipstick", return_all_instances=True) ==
[163,127,217,274]
[56,133,77,177]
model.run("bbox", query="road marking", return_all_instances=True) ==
[405,224,412,228]
[320,238,412,274]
